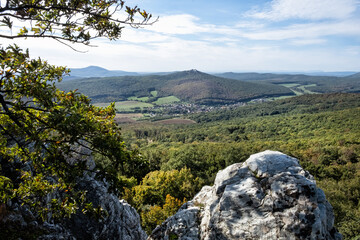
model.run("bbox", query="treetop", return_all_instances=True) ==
[0,0,155,45]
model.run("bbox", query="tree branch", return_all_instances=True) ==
[54,38,90,52]
[0,33,90,44]
[0,4,154,26]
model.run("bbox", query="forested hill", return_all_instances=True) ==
[58,69,293,104]
[191,93,360,122]
[347,72,360,78]
[156,70,292,104]
[216,72,360,93]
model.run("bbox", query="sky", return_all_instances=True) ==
[2,0,360,72]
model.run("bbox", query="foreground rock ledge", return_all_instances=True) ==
[148,150,342,240]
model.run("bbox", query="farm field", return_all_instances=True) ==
[114,101,153,111]
[280,83,319,95]
[127,96,150,102]
[151,91,158,97]
[280,83,300,88]
[95,94,181,114]
[95,101,153,112]
[298,84,317,94]
[114,113,144,123]
[153,96,181,105]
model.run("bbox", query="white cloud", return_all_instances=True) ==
[51,36,359,72]
[201,37,239,43]
[120,28,171,43]
[146,14,241,36]
[243,20,360,40]
[235,21,266,30]
[147,14,209,34]
[345,46,360,56]
[2,32,360,72]
[290,38,327,46]
[135,13,360,47]
[248,0,358,21]
[2,10,360,72]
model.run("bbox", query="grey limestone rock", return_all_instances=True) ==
[1,156,147,240]
[45,174,147,240]
[148,150,342,240]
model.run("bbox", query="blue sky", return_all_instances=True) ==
[4,0,360,72]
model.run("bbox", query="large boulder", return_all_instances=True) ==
[148,150,342,240]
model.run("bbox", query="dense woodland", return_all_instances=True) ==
[113,93,360,238]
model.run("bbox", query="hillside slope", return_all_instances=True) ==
[216,72,360,93]
[191,93,360,122]
[346,72,360,78]
[58,70,293,104]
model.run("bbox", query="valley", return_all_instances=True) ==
[2,0,360,239]
[59,68,360,121]
[116,93,360,238]
[58,67,360,238]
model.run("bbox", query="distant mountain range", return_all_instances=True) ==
[268,71,357,77]
[64,66,138,80]
[65,66,359,80]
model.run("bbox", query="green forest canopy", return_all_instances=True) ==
[120,93,360,238]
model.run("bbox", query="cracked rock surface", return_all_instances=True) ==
[1,150,147,240]
[148,150,342,240]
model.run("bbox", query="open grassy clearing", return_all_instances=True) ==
[114,101,153,111]
[280,83,318,96]
[280,83,300,88]
[298,84,318,94]
[151,91,158,97]
[127,96,150,102]
[291,89,303,95]
[154,96,181,105]
[95,101,153,112]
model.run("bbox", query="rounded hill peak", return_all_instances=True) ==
[184,69,201,73]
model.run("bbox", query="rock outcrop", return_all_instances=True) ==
[148,150,342,240]
[0,147,147,240]
[1,174,147,240]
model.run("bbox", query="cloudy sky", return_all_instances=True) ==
[3,0,360,72]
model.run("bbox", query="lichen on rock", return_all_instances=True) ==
[148,150,342,240]
[0,152,147,240]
